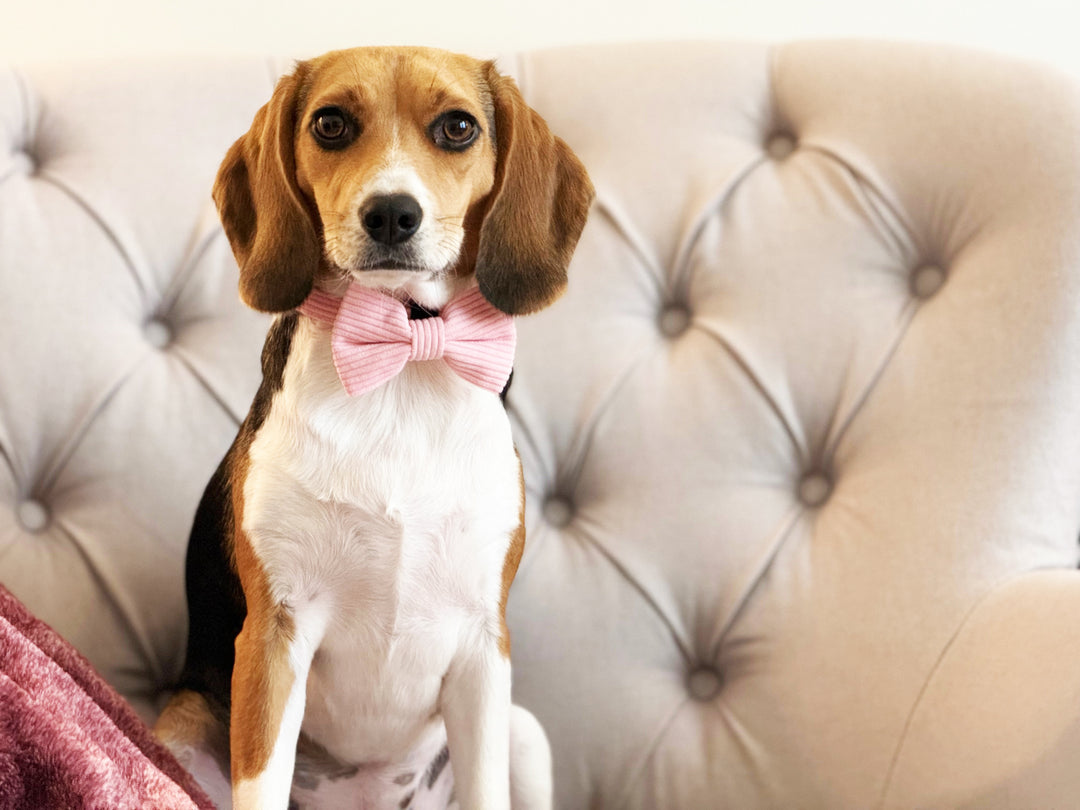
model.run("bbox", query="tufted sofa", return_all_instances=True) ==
[5,39,1080,810]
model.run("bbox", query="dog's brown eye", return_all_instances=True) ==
[311,107,355,149]
[432,111,479,151]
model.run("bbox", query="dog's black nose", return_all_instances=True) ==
[361,194,423,245]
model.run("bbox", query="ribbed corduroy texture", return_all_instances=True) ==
[299,285,517,396]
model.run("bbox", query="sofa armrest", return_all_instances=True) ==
[883,571,1080,809]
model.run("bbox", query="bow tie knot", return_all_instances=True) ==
[299,285,516,397]
[408,316,446,362]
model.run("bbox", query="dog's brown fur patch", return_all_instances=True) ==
[229,514,298,782]
[498,459,527,658]
[154,689,231,775]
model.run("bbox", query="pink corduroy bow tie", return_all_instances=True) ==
[299,284,516,397]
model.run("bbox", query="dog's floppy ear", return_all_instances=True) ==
[475,63,595,316]
[213,63,320,313]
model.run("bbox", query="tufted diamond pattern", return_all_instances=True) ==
[4,42,1080,810]
[0,57,275,717]
[505,42,1080,810]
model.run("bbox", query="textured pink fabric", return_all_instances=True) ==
[0,585,214,810]
[300,285,517,397]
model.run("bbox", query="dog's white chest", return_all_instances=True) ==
[242,316,521,764]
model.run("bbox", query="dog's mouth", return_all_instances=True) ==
[350,244,450,276]
[323,230,463,302]
[325,256,444,285]
[324,215,465,282]
[357,258,432,273]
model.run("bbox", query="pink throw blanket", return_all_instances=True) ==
[0,584,215,810]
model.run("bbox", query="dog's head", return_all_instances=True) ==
[213,47,594,315]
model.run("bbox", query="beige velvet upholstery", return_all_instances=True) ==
[3,41,1080,809]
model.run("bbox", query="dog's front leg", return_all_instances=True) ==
[231,597,327,810]
[442,639,513,810]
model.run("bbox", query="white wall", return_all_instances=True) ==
[4,0,1080,77]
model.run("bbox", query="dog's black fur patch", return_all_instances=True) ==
[175,313,299,717]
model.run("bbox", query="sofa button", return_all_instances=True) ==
[912,264,946,299]
[688,667,722,701]
[766,133,796,160]
[144,318,173,349]
[798,472,831,507]
[17,499,50,533]
[659,305,690,338]
[542,496,574,528]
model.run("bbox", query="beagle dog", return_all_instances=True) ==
[155,47,593,810]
